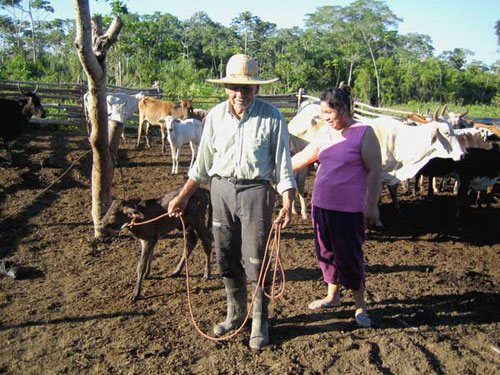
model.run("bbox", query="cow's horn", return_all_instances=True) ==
[458,108,468,118]
[433,106,440,121]
[32,85,39,94]
[440,104,448,117]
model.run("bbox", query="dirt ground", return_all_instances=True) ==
[1,129,499,375]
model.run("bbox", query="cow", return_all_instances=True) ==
[412,128,500,226]
[137,97,193,153]
[414,127,495,196]
[99,188,213,301]
[287,100,325,219]
[107,92,146,135]
[287,102,465,226]
[441,105,469,129]
[161,115,203,175]
[84,91,146,135]
[1,84,46,163]
[445,145,500,227]
[188,108,208,122]
[358,114,464,223]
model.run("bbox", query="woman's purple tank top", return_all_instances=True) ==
[312,123,369,212]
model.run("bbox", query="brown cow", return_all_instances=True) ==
[137,97,193,153]
[99,188,213,301]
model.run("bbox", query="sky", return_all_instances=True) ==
[42,0,500,65]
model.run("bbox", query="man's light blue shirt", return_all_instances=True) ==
[188,97,296,194]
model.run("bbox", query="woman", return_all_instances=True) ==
[291,86,381,327]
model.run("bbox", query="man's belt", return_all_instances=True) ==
[213,175,269,185]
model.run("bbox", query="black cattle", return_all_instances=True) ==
[1,85,46,163]
[414,143,500,227]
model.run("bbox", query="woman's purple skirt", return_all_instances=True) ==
[312,205,366,290]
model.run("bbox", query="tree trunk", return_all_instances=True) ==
[28,0,37,62]
[359,28,381,106]
[73,0,123,238]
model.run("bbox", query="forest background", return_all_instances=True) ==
[1,0,500,115]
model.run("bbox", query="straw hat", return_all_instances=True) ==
[206,54,279,85]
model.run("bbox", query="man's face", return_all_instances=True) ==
[224,84,259,116]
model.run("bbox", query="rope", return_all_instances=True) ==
[126,210,286,341]
[0,149,92,223]
[179,215,286,342]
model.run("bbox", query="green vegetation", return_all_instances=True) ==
[1,0,499,113]
[391,102,500,118]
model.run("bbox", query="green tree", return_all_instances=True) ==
[305,0,401,104]
[439,48,474,70]
[0,0,54,62]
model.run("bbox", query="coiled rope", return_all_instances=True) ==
[128,212,286,341]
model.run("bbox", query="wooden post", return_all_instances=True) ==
[297,88,304,109]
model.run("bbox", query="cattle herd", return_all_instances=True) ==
[2,88,500,232]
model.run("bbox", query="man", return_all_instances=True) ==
[167,54,296,351]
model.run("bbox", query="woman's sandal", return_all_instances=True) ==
[308,299,342,310]
[355,312,371,327]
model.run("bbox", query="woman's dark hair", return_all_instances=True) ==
[319,85,352,114]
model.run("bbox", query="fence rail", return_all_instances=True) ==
[3,80,498,129]
[0,80,309,132]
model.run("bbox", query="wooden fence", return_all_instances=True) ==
[0,80,311,133]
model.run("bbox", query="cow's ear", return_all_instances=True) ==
[121,206,145,220]
[430,128,438,144]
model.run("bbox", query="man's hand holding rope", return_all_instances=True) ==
[274,188,295,229]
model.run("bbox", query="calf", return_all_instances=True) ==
[161,115,203,174]
[99,188,213,301]
[1,85,46,163]
[137,97,193,153]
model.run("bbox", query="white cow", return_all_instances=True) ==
[84,91,145,137]
[288,100,323,219]
[161,115,202,174]
[107,92,145,138]
[287,102,465,224]
[356,114,464,185]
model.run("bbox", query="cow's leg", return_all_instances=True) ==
[387,183,401,212]
[195,222,213,281]
[160,122,166,153]
[432,177,439,195]
[412,174,421,197]
[174,148,180,174]
[169,144,176,174]
[137,115,144,148]
[189,142,196,169]
[108,120,123,167]
[419,174,426,195]
[401,179,409,194]
[171,229,197,277]
[298,192,308,220]
[427,175,435,197]
[132,239,156,301]
[456,174,472,230]
[144,246,154,279]
[145,123,152,148]
[4,141,12,164]
[293,167,308,219]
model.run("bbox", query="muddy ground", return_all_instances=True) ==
[1,129,499,375]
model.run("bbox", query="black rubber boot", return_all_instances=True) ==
[249,283,269,351]
[213,276,247,336]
